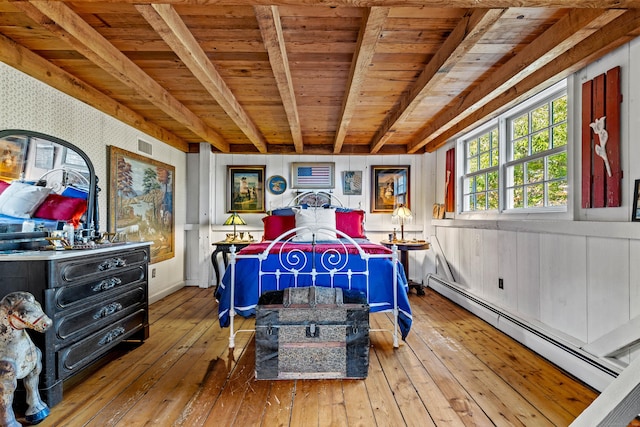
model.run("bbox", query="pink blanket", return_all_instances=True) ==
[237,241,392,255]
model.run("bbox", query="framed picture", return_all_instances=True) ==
[227,165,266,213]
[34,143,55,169]
[267,175,287,195]
[371,165,410,213]
[108,146,175,264]
[633,179,640,221]
[0,135,28,181]
[291,162,335,189]
[342,170,362,195]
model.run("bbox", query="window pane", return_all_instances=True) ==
[513,114,528,139]
[479,152,491,169]
[463,177,474,195]
[513,164,524,186]
[488,190,499,210]
[467,156,478,173]
[548,180,567,206]
[476,193,487,210]
[552,123,567,147]
[476,174,486,192]
[487,170,498,190]
[552,96,567,123]
[513,138,528,160]
[467,140,478,156]
[548,152,567,180]
[526,159,544,183]
[532,104,549,132]
[464,194,472,211]
[491,148,499,167]
[526,184,544,207]
[479,134,490,153]
[532,130,549,154]
[512,187,524,209]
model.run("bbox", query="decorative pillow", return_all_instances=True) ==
[61,186,89,200]
[0,182,51,219]
[293,207,337,241]
[0,180,9,195]
[270,204,308,216]
[262,215,296,241]
[33,193,87,226]
[336,210,366,239]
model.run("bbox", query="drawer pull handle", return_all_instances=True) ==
[92,277,122,292]
[99,326,125,346]
[99,257,127,271]
[94,302,123,319]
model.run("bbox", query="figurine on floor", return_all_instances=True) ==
[0,292,52,426]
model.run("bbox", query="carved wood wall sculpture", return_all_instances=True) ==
[581,66,622,208]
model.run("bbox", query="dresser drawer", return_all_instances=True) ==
[53,266,145,310]
[58,310,147,379]
[54,247,149,284]
[54,286,146,345]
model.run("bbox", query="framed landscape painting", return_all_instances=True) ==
[108,146,175,264]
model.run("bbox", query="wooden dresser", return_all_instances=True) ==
[0,242,150,407]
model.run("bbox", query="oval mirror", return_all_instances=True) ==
[0,129,98,240]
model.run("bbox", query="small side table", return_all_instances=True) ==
[380,240,430,295]
[211,240,255,289]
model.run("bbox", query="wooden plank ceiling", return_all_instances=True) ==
[1,1,640,155]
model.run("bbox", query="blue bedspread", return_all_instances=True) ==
[215,249,413,339]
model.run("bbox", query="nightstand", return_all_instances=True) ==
[380,240,430,295]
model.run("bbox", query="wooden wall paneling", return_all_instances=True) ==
[539,234,588,342]
[497,230,518,309]
[516,231,541,320]
[458,228,483,291]
[605,66,622,207]
[586,237,630,343]
[481,228,499,301]
[592,73,607,208]
[581,79,593,208]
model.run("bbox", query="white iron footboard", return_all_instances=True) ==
[227,225,401,349]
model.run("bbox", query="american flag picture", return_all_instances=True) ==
[292,162,335,188]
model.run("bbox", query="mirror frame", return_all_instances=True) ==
[0,129,99,234]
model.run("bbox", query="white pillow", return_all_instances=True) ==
[0,182,51,218]
[293,207,337,241]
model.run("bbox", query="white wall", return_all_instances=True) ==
[430,38,640,388]
[186,151,438,288]
[0,63,187,303]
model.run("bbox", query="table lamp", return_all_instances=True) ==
[392,204,413,241]
[224,212,246,240]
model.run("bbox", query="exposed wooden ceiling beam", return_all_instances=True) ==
[254,5,303,154]
[0,32,189,152]
[46,1,640,9]
[17,0,230,153]
[334,7,388,154]
[409,8,625,153]
[424,8,640,152]
[138,4,267,154]
[368,8,503,154]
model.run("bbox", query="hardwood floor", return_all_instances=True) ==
[32,286,599,426]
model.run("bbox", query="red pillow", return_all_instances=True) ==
[33,193,87,226]
[262,215,295,241]
[0,180,9,195]
[336,210,365,238]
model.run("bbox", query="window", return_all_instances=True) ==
[462,127,499,211]
[505,94,568,209]
[459,81,567,214]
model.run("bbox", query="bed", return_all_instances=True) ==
[0,168,89,233]
[215,192,412,349]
